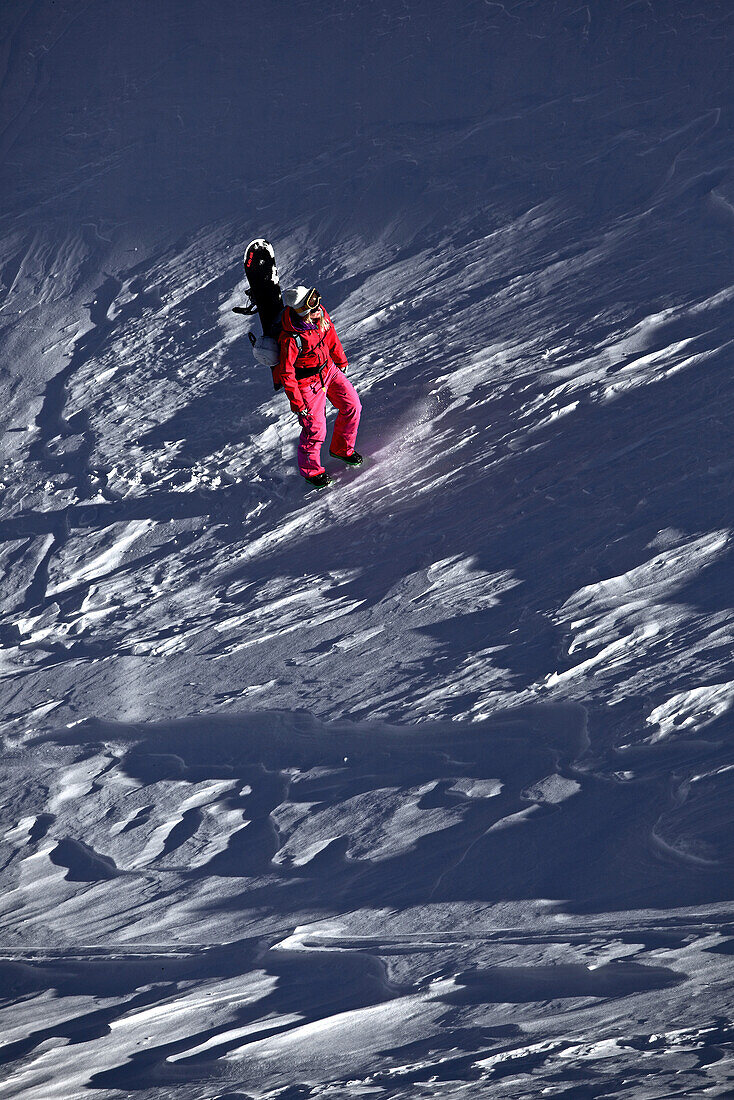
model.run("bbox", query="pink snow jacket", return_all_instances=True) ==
[276,306,348,413]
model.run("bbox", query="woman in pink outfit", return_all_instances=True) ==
[276,286,362,487]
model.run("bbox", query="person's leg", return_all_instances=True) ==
[327,369,361,456]
[297,379,328,477]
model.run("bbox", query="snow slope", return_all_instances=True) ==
[0,1,733,1096]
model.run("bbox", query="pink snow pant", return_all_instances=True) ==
[297,365,361,478]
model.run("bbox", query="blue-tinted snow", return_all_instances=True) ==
[0,1,732,1097]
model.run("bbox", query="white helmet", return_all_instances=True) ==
[284,286,321,314]
[284,285,310,309]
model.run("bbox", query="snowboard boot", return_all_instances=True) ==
[304,471,334,489]
[329,449,363,466]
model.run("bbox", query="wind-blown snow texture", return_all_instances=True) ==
[0,1,733,1097]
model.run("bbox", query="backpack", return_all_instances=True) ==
[246,316,302,391]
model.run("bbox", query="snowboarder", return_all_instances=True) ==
[276,286,362,488]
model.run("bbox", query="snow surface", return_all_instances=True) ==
[0,1,733,1097]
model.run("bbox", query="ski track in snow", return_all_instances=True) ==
[0,1,733,1097]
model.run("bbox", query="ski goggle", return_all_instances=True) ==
[296,288,321,314]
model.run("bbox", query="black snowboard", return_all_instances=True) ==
[243,238,284,339]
